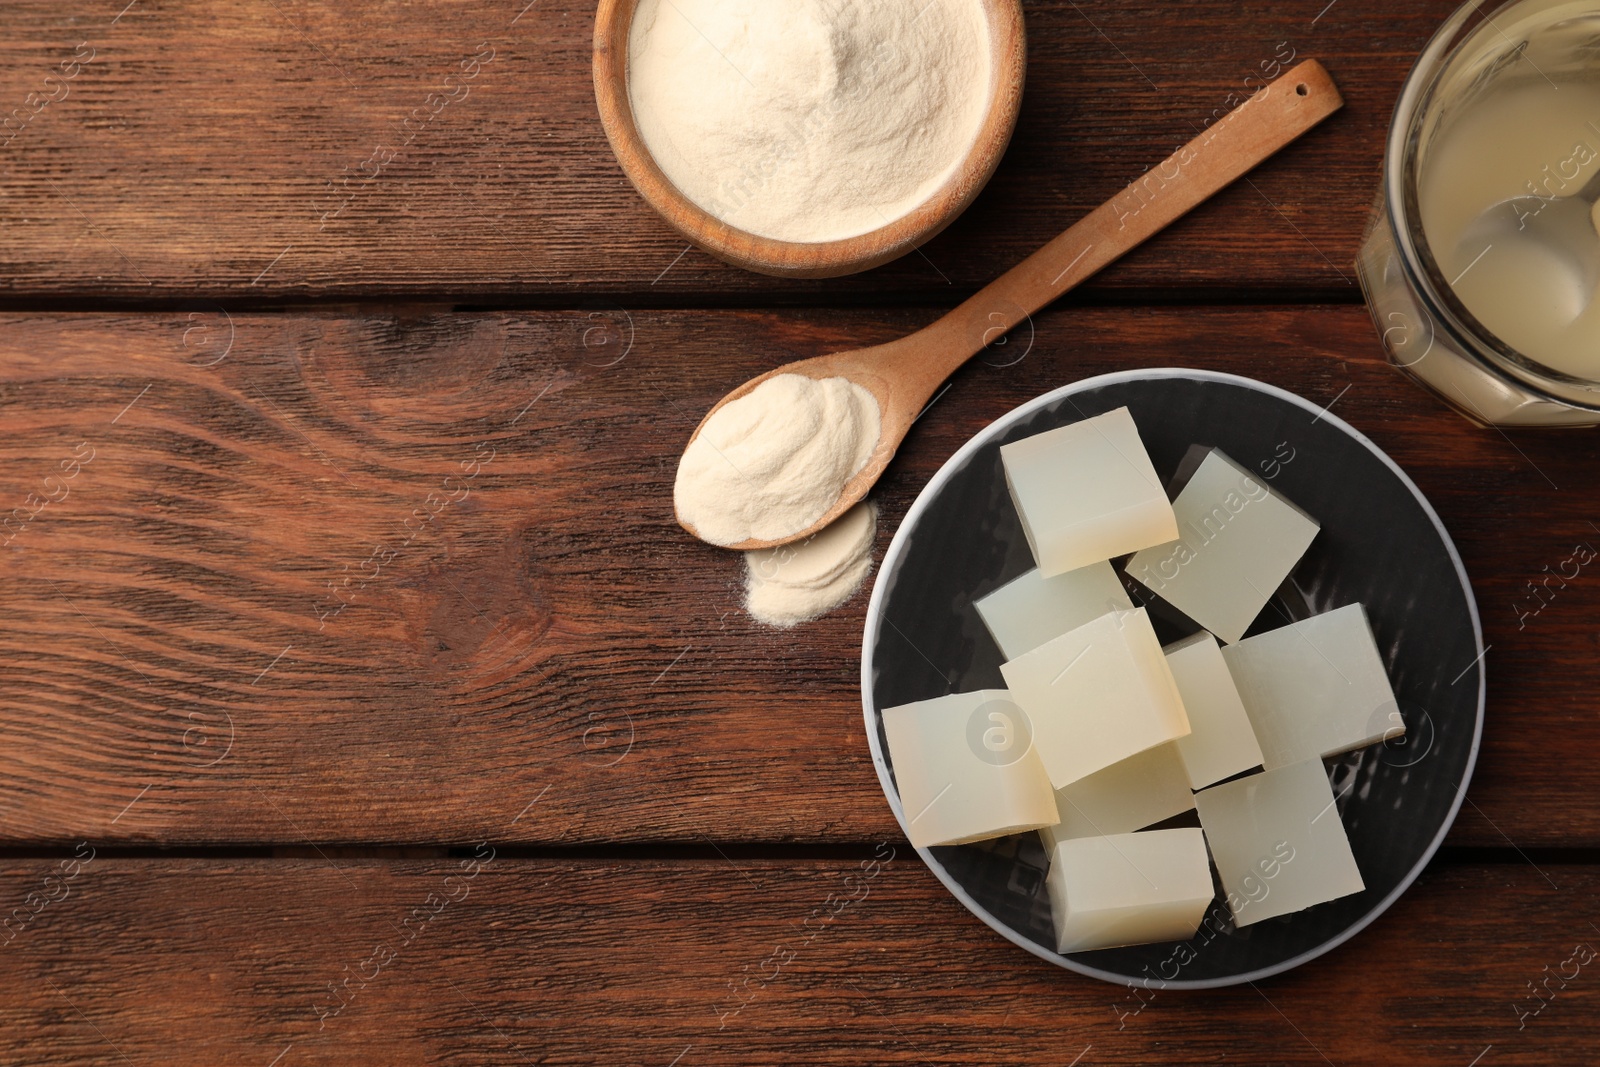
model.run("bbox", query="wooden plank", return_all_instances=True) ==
[0,305,1591,848]
[0,0,1454,301]
[0,857,1592,1064]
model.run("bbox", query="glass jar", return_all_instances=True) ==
[1358,0,1600,426]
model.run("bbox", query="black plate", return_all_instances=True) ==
[861,370,1485,988]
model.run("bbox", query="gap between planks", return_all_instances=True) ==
[0,844,1594,865]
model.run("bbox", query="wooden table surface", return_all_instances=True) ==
[2,2,1597,1064]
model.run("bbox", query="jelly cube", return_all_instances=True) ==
[1126,449,1319,644]
[1220,603,1401,769]
[1046,828,1214,953]
[1164,631,1265,788]
[881,689,1059,849]
[975,561,1132,660]
[1000,608,1191,789]
[1000,407,1178,578]
[1194,758,1365,926]
[1039,742,1195,854]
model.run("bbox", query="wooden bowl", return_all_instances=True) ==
[592,0,1027,279]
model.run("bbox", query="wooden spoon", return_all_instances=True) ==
[678,60,1344,551]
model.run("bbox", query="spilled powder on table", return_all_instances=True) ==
[744,502,877,628]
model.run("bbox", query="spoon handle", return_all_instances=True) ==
[905,60,1343,385]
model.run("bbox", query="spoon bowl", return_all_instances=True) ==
[677,61,1346,551]
[1454,166,1600,315]
[676,333,949,550]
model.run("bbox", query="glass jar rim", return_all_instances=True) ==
[1382,0,1600,410]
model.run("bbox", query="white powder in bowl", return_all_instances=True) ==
[674,373,881,547]
[627,0,993,243]
[745,502,877,628]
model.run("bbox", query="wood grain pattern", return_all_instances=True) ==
[0,857,1594,1065]
[1,1,1588,1058]
[0,305,1593,849]
[0,0,1453,302]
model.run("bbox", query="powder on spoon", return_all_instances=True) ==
[674,373,881,547]
[745,502,877,628]
[627,0,993,243]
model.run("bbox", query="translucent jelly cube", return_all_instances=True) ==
[975,561,1133,660]
[1220,603,1401,769]
[1000,608,1191,789]
[1039,742,1194,854]
[1164,631,1265,789]
[1000,407,1178,578]
[1046,828,1214,953]
[1194,758,1365,926]
[880,690,1059,849]
[1125,449,1319,643]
